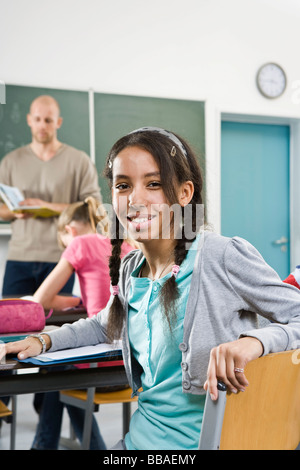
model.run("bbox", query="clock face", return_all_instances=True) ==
[256,63,287,99]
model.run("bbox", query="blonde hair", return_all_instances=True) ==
[57,197,109,248]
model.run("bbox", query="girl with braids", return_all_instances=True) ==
[104,128,203,342]
[4,128,300,450]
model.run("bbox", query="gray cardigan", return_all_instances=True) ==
[48,232,300,396]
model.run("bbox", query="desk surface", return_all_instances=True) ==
[0,322,127,398]
[0,311,129,398]
[47,306,87,326]
[0,355,128,397]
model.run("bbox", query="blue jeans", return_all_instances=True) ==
[2,260,75,297]
[31,367,106,450]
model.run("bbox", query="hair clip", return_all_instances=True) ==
[170,146,176,157]
[108,159,113,169]
[129,127,188,159]
[171,265,180,278]
[111,285,119,296]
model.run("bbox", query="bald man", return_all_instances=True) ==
[0,95,101,297]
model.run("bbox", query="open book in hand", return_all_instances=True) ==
[0,183,60,218]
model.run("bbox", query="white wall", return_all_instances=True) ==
[1,0,300,286]
[2,0,300,109]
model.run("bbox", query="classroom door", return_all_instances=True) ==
[221,121,290,279]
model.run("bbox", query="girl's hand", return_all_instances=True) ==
[204,337,264,401]
[0,335,51,361]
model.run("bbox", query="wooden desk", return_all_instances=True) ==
[0,317,128,450]
[0,309,122,397]
[46,306,88,326]
[0,355,127,397]
[0,355,128,450]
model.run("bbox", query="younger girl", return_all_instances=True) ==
[33,196,133,315]
[30,197,134,450]
[5,127,300,450]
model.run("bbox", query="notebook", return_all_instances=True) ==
[0,183,59,218]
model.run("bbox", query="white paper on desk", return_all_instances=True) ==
[35,341,122,363]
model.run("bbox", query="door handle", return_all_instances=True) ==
[273,236,288,245]
[273,236,289,252]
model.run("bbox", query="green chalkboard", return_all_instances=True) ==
[0,85,206,207]
[94,93,205,203]
[0,85,90,160]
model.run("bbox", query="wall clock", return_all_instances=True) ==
[256,63,286,99]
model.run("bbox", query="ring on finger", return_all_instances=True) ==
[234,367,244,373]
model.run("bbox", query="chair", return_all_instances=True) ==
[199,350,300,450]
[0,396,17,450]
[60,386,137,449]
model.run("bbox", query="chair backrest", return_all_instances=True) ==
[219,350,300,450]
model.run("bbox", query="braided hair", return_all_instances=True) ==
[103,129,204,340]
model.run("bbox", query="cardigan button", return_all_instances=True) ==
[182,380,191,390]
[179,342,188,352]
[181,362,188,371]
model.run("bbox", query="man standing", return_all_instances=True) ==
[0,95,101,296]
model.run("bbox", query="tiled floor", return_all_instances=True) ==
[0,392,137,450]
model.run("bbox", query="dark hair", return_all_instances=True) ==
[103,129,203,340]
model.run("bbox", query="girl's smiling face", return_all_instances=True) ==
[112,146,173,243]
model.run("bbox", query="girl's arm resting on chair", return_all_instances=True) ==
[204,336,264,401]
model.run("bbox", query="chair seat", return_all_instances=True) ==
[61,387,138,405]
[0,400,12,420]
[59,387,138,449]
